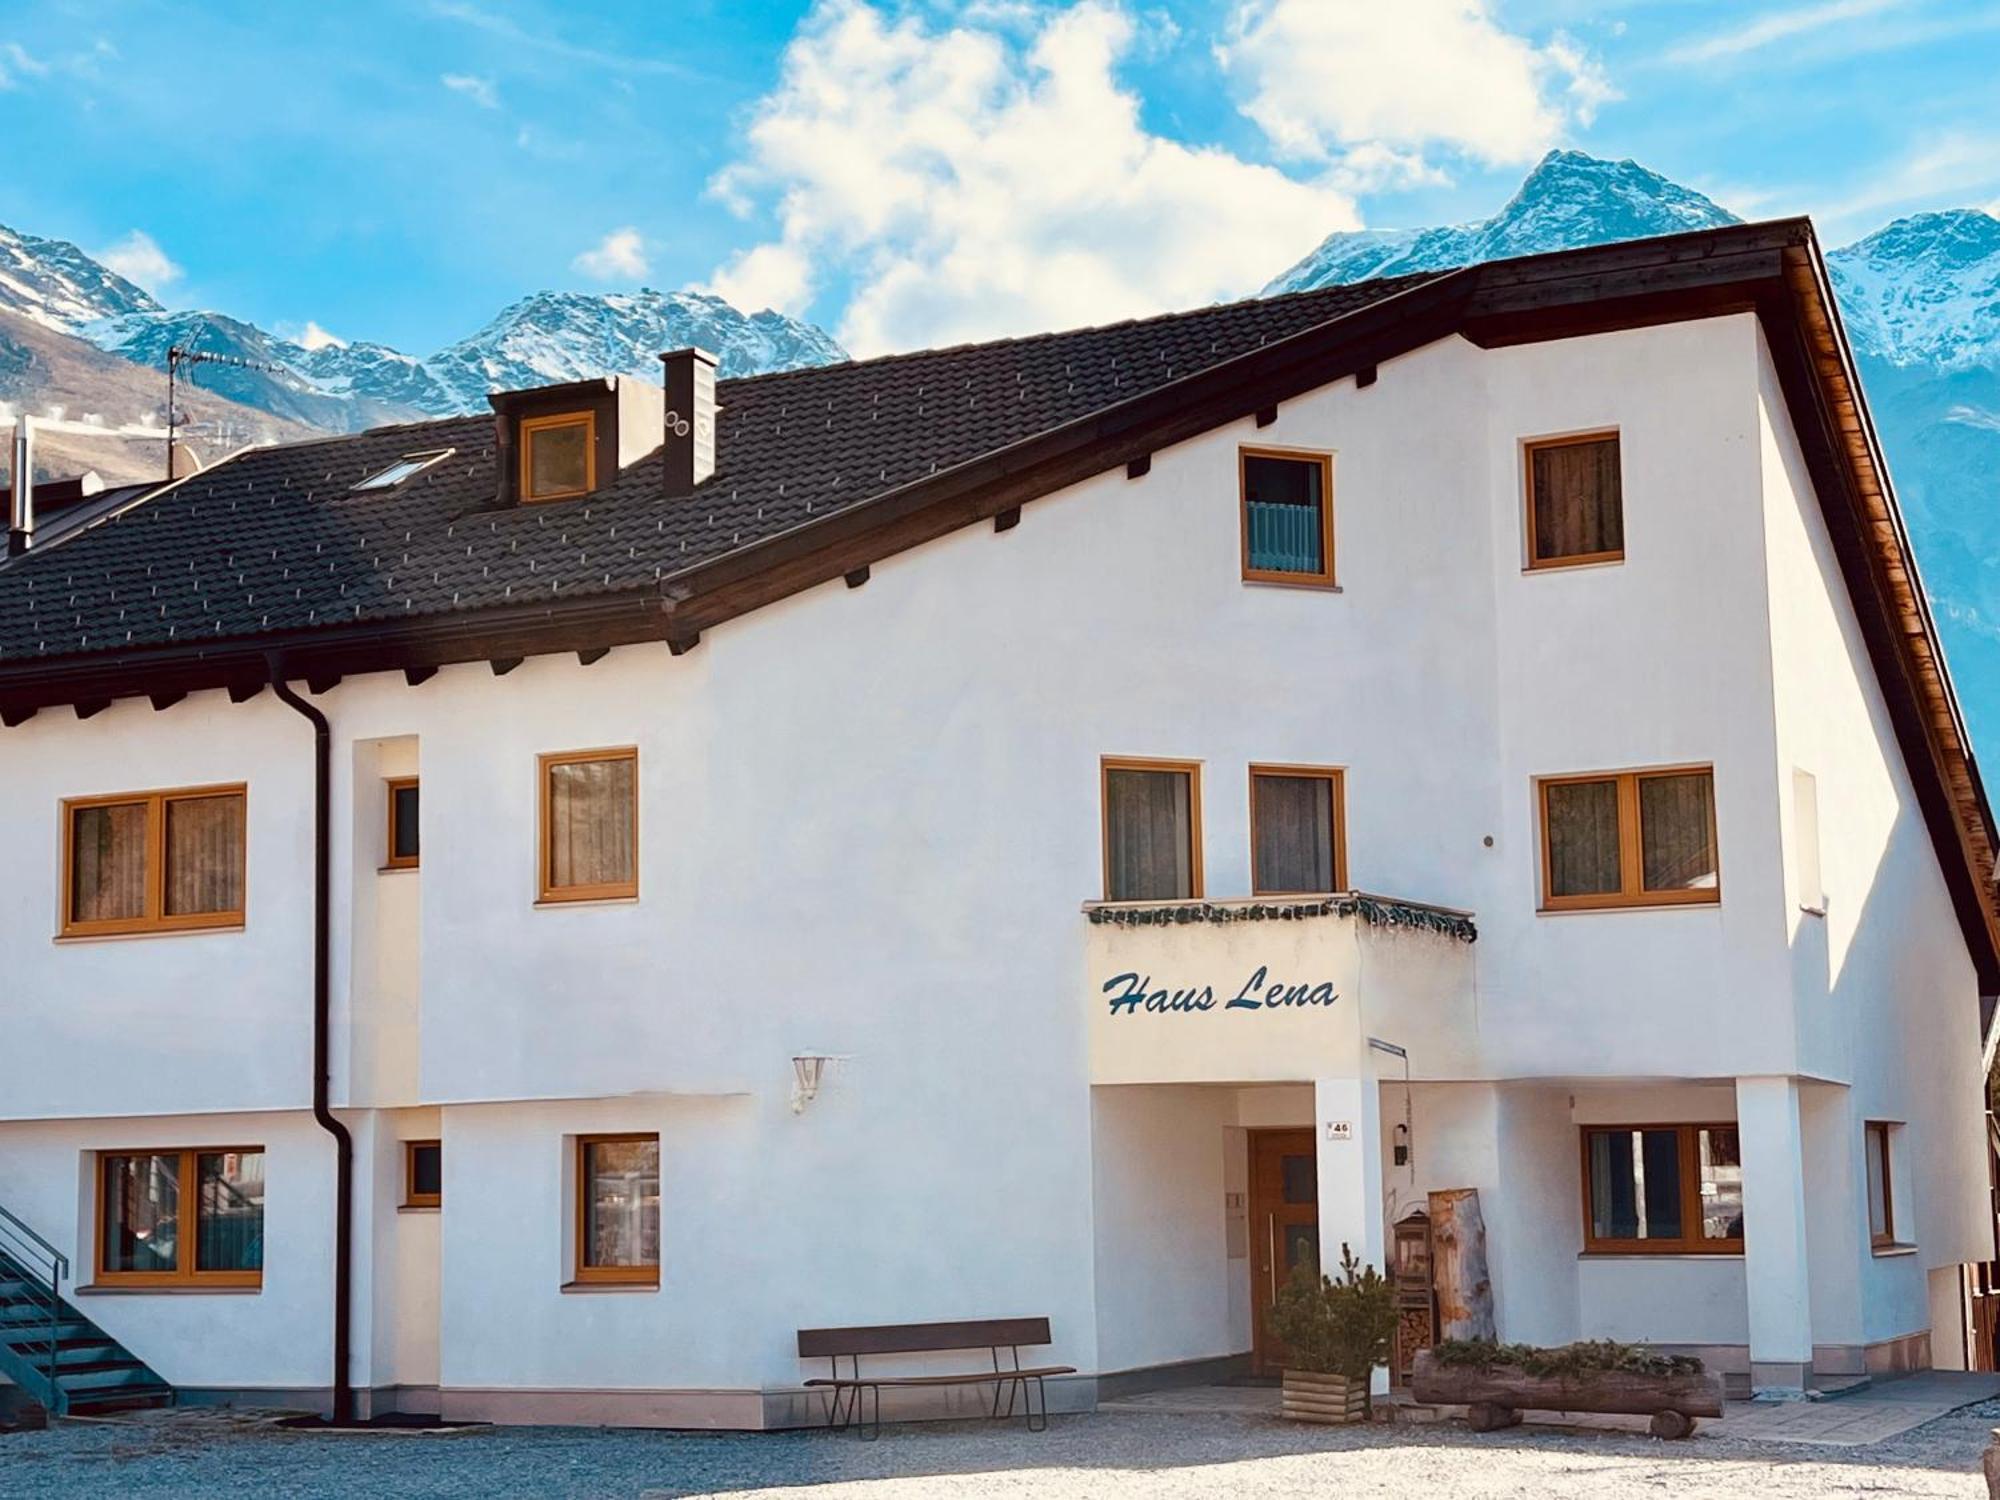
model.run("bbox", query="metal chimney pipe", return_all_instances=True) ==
[659,347,719,492]
[7,416,32,557]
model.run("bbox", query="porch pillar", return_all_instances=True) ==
[1738,1075,1813,1396]
[1315,1076,1387,1393]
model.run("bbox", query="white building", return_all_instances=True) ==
[1,221,1996,1424]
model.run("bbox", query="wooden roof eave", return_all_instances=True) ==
[1761,233,2000,1014]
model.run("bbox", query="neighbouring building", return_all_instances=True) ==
[0,220,1996,1424]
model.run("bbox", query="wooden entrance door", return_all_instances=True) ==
[1250,1128,1319,1376]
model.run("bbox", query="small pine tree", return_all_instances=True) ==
[1266,1242,1398,1382]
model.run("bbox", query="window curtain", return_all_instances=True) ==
[71,802,146,922]
[1243,455,1324,574]
[102,1153,179,1274]
[1700,1127,1743,1241]
[586,1139,660,1268]
[196,1151,265,1272]
[165,794,245,916]
[1588,1128,1681,1241]
[549,758,635,889]
[1105,769,1192,900]
[1545,780,1621,897]
[1532,438,1623,560]
[1254,774,1336,892]
[1640,772,1716,891]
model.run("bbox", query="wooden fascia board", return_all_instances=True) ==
[1756,255,2000,1004]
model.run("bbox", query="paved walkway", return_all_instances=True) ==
[1102,1370,2000,1448]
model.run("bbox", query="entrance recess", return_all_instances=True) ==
[1249,1128,1319,1376]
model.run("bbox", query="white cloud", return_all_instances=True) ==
[91,230,183,295]
[705,0,1355,357]
[0,40,48,88]
[297,321,346,351]
[1215,1,1614,175]
[441,72,499,108]
[573,227,649,281]
[1665,0,1900,65]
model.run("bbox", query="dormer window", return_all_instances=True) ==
[520,412,596,502]
[352,449,453,493]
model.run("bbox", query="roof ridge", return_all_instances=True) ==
[714,270,1446,393]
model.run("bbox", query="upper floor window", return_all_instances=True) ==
[405,1140,442,1209]
[576,1134,660,1286]
[1538,766,1718,911]
[63,784,246,937]
[1250,765,1346,895]
[1582,1123,1741,1254]
[385,777,420,870]
[1240,448,1335,587]
[1102,758,1202,902]
[539,747,638,903]
[520,411,596,502]
[98,1147,264,1287]
[1525,432,1623,569]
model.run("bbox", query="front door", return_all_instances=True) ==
[1249,1128,1319,1376]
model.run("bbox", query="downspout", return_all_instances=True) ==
[266,657,354,1426]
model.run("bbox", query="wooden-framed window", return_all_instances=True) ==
[1581,1124,1742,1254]
[575,1134,659,1286]
[61,784,247,938]
[1101,758,1203,902]
[1525,431,1623,569]
[1865,1121,1897,1249]
[1240,447,1335,587]
[96,1147,265,1287]
[1249,765,1347,895]
[1537,766,1718,911]
[538,748,638,903]
[404,1140,442,1209]
[385,777,420,870]
[520,411,596,502]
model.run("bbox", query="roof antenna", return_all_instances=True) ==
[166,337,284,481]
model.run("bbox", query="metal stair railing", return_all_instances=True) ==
[0,1200,69,1409]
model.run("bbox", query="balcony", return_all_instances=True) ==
[1081,893,1479,1084]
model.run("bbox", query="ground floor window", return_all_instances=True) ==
[1580,1124,1741,1253]
[576,1134,659,1285]
[1866,1121,1898,1248]
[97,1147,265,1287]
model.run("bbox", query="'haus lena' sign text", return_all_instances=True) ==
[1103,966,1341,1016]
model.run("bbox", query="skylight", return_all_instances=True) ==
[351,449,454,493]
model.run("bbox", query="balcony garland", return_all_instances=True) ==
[1086,894,1477,943]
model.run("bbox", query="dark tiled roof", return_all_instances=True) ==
[0,274,1433,662]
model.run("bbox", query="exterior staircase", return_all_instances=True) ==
[0,1204,173,1417]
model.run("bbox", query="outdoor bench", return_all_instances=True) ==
[797,1317,1074,1438]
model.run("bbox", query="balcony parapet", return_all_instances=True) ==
[1083,892,1476,944]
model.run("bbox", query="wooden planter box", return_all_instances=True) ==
[1410,1350,1723,1440]
[1280,1368,1370,1425]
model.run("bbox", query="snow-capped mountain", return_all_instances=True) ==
[0,224,163,331]
[424,289,849,413]
[0,217,848,436]
[1265,151,1741,295]
[1263,150,2000,758]
[1827,210,2000,373]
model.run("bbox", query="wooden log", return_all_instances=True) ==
[1467,1402,1521,1432]
[1649,1410,1695,1440]
[1429,1188,1496,1342]
[1410,1352,1724,1419]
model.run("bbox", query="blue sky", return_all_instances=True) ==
[3,0,1998,357]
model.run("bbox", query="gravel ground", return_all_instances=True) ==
[3,1400,1997,1500]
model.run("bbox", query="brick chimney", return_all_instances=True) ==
[659,347,719,491]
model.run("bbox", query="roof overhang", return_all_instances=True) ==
[5,221,1997,1009]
